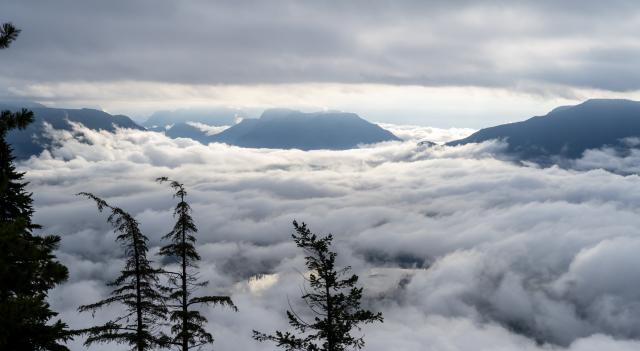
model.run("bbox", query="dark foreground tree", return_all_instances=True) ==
[0,22,72,351]
[156,177,236,351]
[0,219,71,351]
[253,221,383,351]
[77,193,167,351]
[0,22,20,49]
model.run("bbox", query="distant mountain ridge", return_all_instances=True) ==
[4,103,400,157]
[163,122,219,144]
[3,103,144,159]
[9,100,640,162]
[143,107,244,131]
[447,99,640,164]
[151,108,401,150]
[208,109,400,150]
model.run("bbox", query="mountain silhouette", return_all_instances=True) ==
[163,123,216,144]
[3,103,144,159]
[142,108,243,131]
[208,109,400,150]
[447,99,640,164]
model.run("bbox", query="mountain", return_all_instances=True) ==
[3,103,144,159]
[142,107,244,131]
[209,109,401,150]
[447,99,640,164]
[164,123,218,144]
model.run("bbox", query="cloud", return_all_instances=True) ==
[7,80,600,128]
[185,122,230,136]
[572,141,640,174]
[16,123,640,350]
[3,1,640,127]
[2,1,640,91]
[378,123,476,144]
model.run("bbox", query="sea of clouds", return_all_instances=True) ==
[17,123,640,350]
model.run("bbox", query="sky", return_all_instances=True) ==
[6,2,640,350]
[2,0,640,127]
[23,123,640,351]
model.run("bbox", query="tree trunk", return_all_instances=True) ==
[133,233,144,351]
[181,193,189,351]
[325,273,334,351]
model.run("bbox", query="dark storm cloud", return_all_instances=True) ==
[1,0,640,92]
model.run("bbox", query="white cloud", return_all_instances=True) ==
[573,146,640,174]
[378,123,475,143]
[185,122,230,136]
[17,124,640,350]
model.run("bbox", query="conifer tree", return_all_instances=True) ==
[1,108,36,223]
[0,22,36,229]
[253,221,383,351]
[0,22,20,49]
[77,193,167,351]
[156,177,236,351]
[0,22,72,351]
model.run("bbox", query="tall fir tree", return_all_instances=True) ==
[253,221,383,351]
[0,22,72,351]
[156,177,237,351]
[77,193,167,351]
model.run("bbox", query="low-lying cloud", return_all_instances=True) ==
[18,124,640,350]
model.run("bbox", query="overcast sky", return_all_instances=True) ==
[2,1,640,127]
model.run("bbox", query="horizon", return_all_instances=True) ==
[5,2,640,351]
[4,97,639,129]
[4,1,640,128]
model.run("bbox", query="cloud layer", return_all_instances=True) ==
[3,0,640,91]
[17,124,640,350]
[3,1,640,127]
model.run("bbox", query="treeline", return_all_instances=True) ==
[0,23,383,351]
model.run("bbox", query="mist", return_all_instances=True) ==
[17,123,640,351]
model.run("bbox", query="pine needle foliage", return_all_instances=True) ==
[0,218,71,351]
[0,109,36,225]
[253,221,383,351]
[156,177,237,351]
[77,193,167,351]
[0,22,20,49]
[0,23,37,227]
[0,22,72,351]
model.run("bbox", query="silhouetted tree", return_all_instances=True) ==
[0,22,20,49]
[253,221,383,351]
[0,108,36,224]
[77,193,167,351]
[156,177,237,351]
[0,22,72,351]
[0,22,34,230]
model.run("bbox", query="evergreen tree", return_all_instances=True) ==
[156,177,237,351]
[0,22,20,49]
[0,22,71,351]
[253,221,383,351]
[0,22,35,228]
[77,193,167,351]
[1,108,36,224]
[0,219,71,351]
